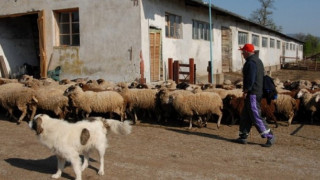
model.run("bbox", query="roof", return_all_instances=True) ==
[186,0,304,44]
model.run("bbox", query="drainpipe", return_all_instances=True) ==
[209,0,214,84]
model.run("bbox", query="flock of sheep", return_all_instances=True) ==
[0,75,320,129]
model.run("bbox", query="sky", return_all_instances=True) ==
[211,0,320,37]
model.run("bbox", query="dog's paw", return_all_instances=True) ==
[51,173,61,179]
[98,170,104,176]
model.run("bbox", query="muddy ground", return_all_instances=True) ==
[0,69,320,180]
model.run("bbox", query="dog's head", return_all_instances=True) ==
[29,114,44,135]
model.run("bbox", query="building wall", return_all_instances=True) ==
[0,0,142,82]
[141,0,221,83]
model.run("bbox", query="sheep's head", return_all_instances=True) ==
[97,79,105,84]
[297,89,309,98]
[64,85,77,96]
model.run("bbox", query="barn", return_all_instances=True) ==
[0,0,303,83]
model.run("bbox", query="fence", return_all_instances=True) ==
[168,58,196,84]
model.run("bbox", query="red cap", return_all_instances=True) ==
[239,44,255,53]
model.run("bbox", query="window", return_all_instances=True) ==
[56,10,80,46]
[277,40,281,49]
[300,45,303,51]
[293,44,296,51]
[290,44,293,50]
[270,38,275,48]
[165,13,182,39]
[192,20,211,41]
[238,31,248,45]
[252,34,259,47]
[262,37,268,47]
[286,43,289,50]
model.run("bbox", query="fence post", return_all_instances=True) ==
[173,60,179,84]
[168,58,173,80]
[207,61,212,83]
[189,58,194,84]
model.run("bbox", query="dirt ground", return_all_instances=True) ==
[0,69,320,180]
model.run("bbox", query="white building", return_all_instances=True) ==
[0,0,303,83]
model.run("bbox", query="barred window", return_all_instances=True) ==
[262,37,268,47]
[192,20,211,41]
[56,10,80,46]
[277,40,281,49]
[270,38,275,48]
[238,31,248,45]
[165,13,182,39]
[252,34,260,47]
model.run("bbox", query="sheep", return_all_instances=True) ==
[168,91,223,129]
[274,94,297,125]
[155,88,193,123]
[297,89,320,124]
[116,82,158,124]
[25,82,70,120]
[203,88,243,99]
[223,95,295,127]
[0,82,38,124]
[64,85,125,121]
[85,79,116,91]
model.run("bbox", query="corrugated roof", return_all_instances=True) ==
[186,0,304,43]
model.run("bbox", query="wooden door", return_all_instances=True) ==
[221,27,232,72]
[149,30,161,82]
[37,10,47,78]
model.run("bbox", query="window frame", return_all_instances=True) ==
[54,8,80,46]
[276,40,281,49]
[252,34,260,47]
[238,31,248,45]
[192,20,211,41]
[262,37,268,48]
[165,12,182,39]
[270,38,275,48]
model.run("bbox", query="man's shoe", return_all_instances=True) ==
[262,135,276,147]
[233,138,247,144]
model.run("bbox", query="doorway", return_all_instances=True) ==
[0,13,41,78]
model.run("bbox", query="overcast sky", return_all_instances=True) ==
[211,0,320,37]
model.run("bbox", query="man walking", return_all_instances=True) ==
[235,43,275,147]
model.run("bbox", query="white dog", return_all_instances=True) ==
[29,114,131,180]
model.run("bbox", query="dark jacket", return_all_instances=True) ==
[242,54,264,95]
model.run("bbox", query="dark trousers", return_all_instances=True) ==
[239,94,273,139]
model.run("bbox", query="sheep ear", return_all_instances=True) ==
[35,117,43,135]
[316,95,320,102]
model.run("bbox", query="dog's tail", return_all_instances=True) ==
[103,119,132,135]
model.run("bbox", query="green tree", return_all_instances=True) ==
[292,33,320,57]
[249,0,282,32]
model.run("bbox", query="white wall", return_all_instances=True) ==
[0,0,142,82]
[141,0,220,82]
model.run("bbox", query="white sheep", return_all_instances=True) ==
[274,94,297,125]
[116,82,158,124]
[169,91,223,129]
[64,85,125,121]
[25,82,70,119]
[297,89,320,124]
[156,88,193,123]
[0,82,38,124]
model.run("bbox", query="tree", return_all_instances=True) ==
[249,0,282,32]
[292,33,320,57]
